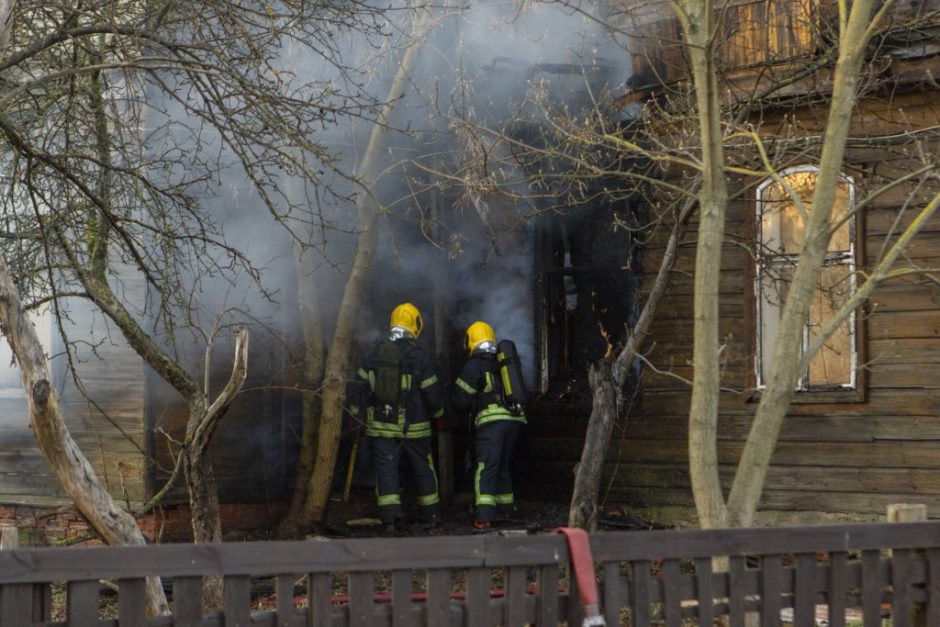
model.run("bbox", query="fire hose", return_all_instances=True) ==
[555,527,607,626]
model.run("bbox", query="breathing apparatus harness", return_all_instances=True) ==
[473,340,527,418]
[371,337,417,433]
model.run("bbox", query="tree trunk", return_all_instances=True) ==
[183,442,224,610]
[182,326,249,611]
[671,0,896,529]
[0,255,169,616]
[569,359,617,531]
[299,212,379,526]
[678,0,731,530]
[570,200,693,529]
[725,0,886,528]
[297,3,432,528]
[279,243,326,536]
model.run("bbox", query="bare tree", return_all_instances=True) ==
[0,0,397,607]
[650,0,940,528]
[0,255,170,615]
[284,2,435,531]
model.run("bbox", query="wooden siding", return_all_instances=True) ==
[0,268,147,507]
[616,0,823,89]
[146,335,301,505]
[614,0,940,98]
[522,91,940,523]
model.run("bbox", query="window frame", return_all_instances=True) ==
[752,165,866,403]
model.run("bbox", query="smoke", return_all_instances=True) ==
[125,1,631,387]
[357,2,628,386]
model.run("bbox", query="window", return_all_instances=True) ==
[755,166,858,393]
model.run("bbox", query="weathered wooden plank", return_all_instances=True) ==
[538,461,940,500]
[482,534,567,568]
[426,570,450,627]
[661,558,682,627]
[605,485,940,518]
[630,560,650,627]
[828,551,848,627]
[67,580,100,625]
[760,554,782,626]
[538,564,559,627]
[728,556,746,627]
[1,583,34,626]
[869,310,940,340]
[347,572,372,627]
[0,527,16,549]
[793,553,817,626]
[862,550,883,626]
[0,537,487,584]
[173,576,203,624]
[596,524,940,562]
[601,562,623,627]
[865,234,940,264]
[391,569,412,627]
[309,573,332,627]
[465,567,490,627]
[869,339,940,373]
[694,557,714,626]
[505,566,526,627]
[275,573,296,627]
[868,286,940,314]
[867,363,940,389]
[530,437,940,471]
[642,303,940,352]
[32,582,51,622]
[867,206,940,234]
[117,578,147,627]
[927,548,940,627]
[893,549,913,627]
[567,563,582,627]
[640,387,940,418]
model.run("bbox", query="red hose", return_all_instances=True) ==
[555,527,606,626]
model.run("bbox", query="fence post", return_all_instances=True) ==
[888,504,927,627]
[1,525,51,622]
[888,504,927,524]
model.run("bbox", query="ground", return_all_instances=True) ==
[306,492,658,540]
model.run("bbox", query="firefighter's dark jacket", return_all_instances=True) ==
[454,352,527,427]
[354,338,448,439]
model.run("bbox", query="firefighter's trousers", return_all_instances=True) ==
[371,436,440,524]
[473,420,521,524]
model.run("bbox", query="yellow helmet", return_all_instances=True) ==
[389,302,423,338]
[464,321,496,354]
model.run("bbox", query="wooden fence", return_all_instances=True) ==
[2,520,940,626]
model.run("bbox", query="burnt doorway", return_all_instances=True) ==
[535,197,644,400]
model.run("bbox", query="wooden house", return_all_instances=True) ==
[0,267,301,541]
[5,0,940,539]
[521,0,940,524]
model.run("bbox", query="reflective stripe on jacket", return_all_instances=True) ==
[354,339,446,439]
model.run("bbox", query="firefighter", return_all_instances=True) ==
[454,321,527,531]
[353,302,449,532]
